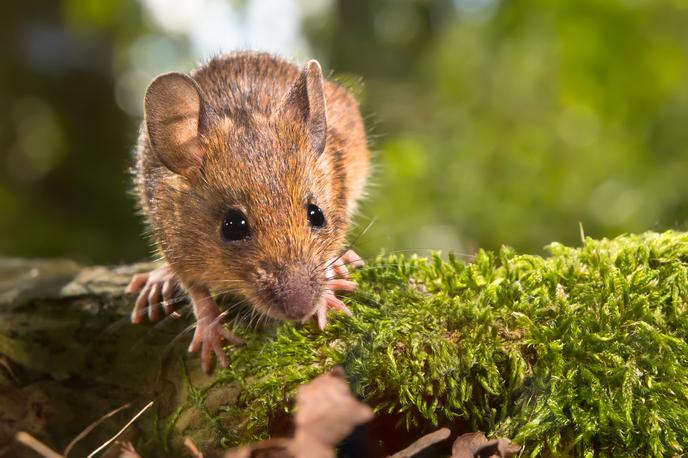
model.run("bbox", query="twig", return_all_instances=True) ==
[86,401,154,458]
[64,402,132,457]
[15,432,62,458]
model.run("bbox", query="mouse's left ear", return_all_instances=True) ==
[275,60,327,156]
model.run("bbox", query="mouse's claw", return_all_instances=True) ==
[317,250,364,330]
[127,265,182,323]
[316,289,354,330]
[316,301,328,330]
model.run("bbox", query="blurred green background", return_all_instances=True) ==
[1,0,688,264]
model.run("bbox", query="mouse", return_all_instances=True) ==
[125,51,369,373]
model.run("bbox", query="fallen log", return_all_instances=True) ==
[2,231,688,457]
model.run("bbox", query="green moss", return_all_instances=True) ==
[184,231,688,456]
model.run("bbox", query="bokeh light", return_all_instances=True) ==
[1,0,687,263]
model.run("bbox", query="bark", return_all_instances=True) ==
[0,257,213,457]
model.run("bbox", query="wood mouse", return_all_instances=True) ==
[126,51,369,373]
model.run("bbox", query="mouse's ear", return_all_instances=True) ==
[144,72,206,177]
[275,60,327,156]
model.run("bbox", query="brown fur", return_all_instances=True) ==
[133,51,369,320]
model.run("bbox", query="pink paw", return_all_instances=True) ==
[316,250,364,330]
[126,265,181,323]
[188,301,245,374]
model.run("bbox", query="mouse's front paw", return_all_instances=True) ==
[188,312,245,374]
[317,250,365,330]
[127,265,182,323]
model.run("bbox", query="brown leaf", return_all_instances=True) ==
[388,427,451,458]
[292,367,374,452]
[224,438,292,458]
[451,432,520,458]
[225,368,374,458]
[452,432,489,458]
[184,436,204,458]
[118,440,142,458]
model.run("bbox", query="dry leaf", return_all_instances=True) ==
[118,441,142,458]
[184,436,204,458]
[451,431,520,458]
[224,438,292,458]
[388,427,451,457]
[225,367,373,458]
[291,367,374,456]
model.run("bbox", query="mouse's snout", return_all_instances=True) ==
[254,263,321,321]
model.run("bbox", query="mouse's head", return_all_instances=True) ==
[144,59,349,322]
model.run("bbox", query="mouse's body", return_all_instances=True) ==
[127,51,369,372]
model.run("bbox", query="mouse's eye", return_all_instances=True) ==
[221,209,251,241]
[307,204,326,228]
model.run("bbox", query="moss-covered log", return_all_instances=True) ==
[2,231,688,457]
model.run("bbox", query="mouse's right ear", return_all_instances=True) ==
[144,72,206,178]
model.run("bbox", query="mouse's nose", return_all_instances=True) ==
[259,264,320,320]
[279,286,315,320]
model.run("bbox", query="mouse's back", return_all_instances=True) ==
[193,52,303,119]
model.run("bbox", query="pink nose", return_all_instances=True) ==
[267,267,319,320]
[279,286,315,320]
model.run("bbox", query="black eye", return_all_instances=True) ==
[221,209,250,241]
[307,204,326,228]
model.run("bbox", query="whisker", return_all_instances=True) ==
[249,307,268,333]
[320,217,378,271]
[125,288,248,351]
[348,216,377,248]
[242,307,255,332]
[318,249,475,280]
[253,309,264,332]
[325,290,390,316]
[376,248,476,259]
[151,302,193,330]
[161,296,252,357]
[256,308,274,331]
[165,321,198,347]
